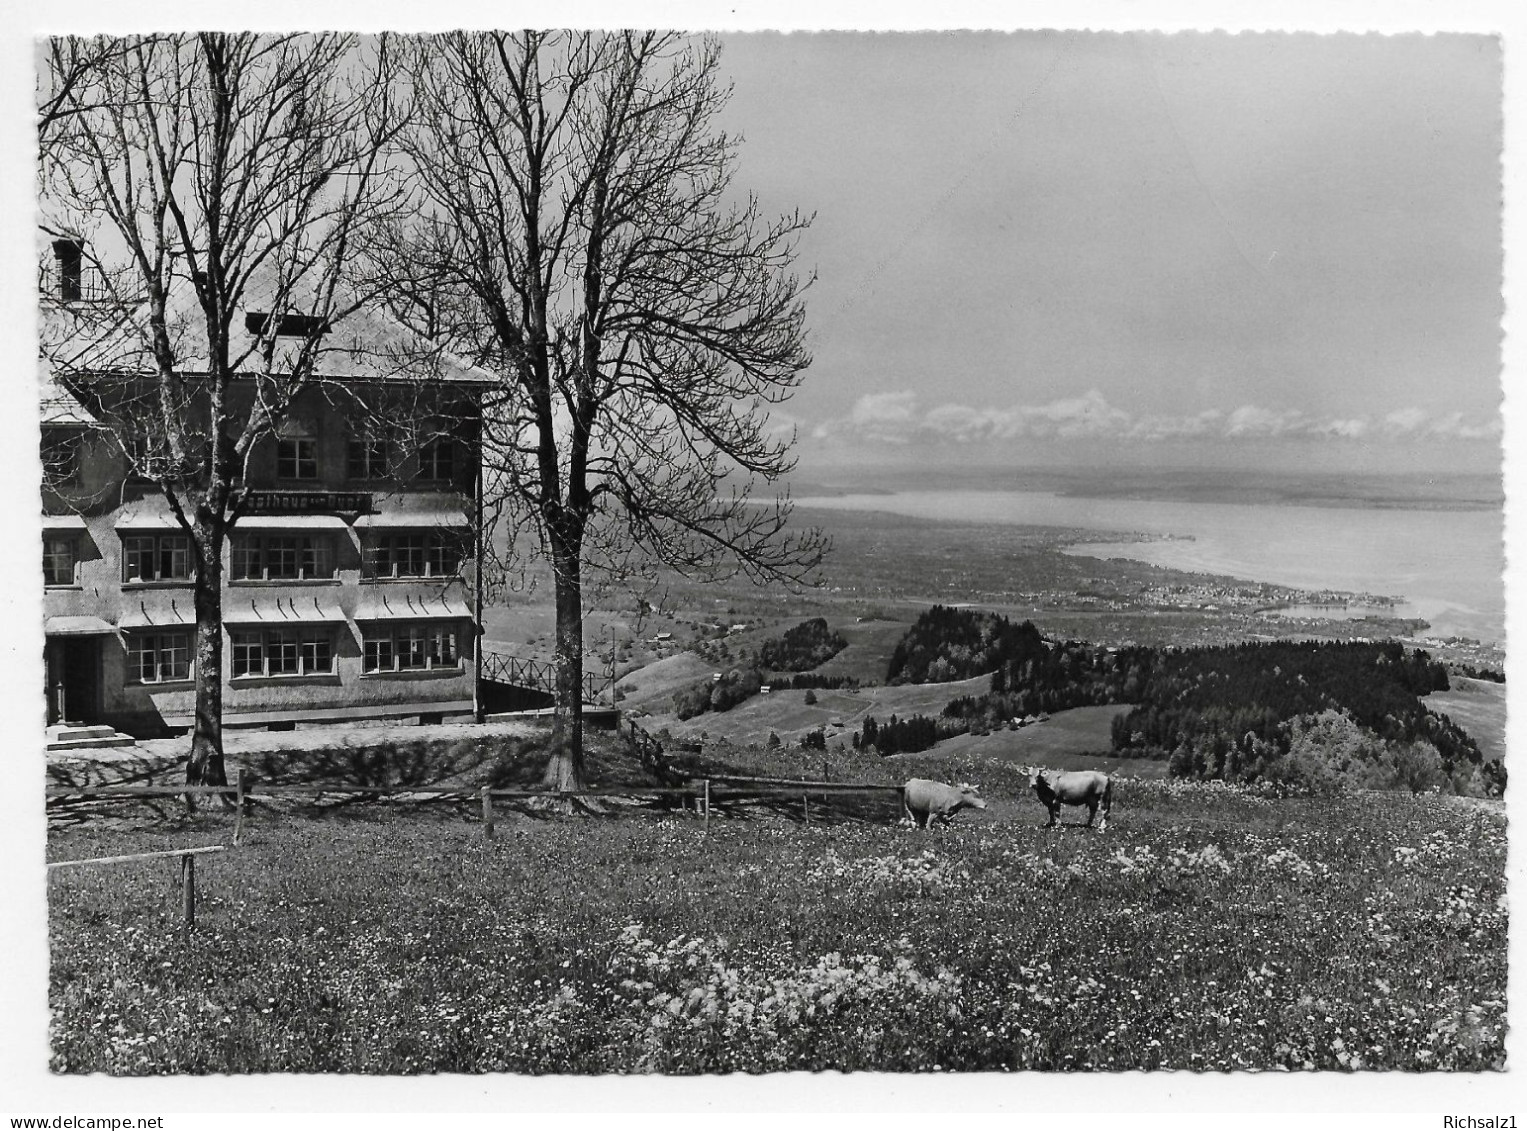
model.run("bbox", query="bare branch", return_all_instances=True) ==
[369,31,827,789]
[39,33,413,785]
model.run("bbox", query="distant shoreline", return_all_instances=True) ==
[1047,484,1498,512]
[788,466,1502,514]
[789,485,1504,647]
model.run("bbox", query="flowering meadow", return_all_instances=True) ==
[47,778,1505,1074]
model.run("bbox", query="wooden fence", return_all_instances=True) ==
[46,770,906,836]
[48,844,225,928]
[46,773,906,930]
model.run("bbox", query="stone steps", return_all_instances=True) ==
[46,724,137,752]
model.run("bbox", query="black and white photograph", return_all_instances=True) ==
[4,0,1522,1121]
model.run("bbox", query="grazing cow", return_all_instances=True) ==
[902,778,988,828]
[1028,767,1112,829]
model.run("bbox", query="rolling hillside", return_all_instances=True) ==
[633,673,992,747]
[1426,677,1507,764]
[912,704,1162,776]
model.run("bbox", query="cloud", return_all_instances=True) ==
[1127,409,1225,441]
[820,390,921,444]
[850,390,918,425]
[1313,418,1370,439]
[1382,407,1428,435]
[923,402,999,442]
[1421,411,1501,440]
[812,391,1499,448]
[762,409,802,441]
[1024,389,1133,438]
[1379,406,1502,440]
[1224,405,1311,438]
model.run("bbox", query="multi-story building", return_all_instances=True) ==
[40,260,490,738]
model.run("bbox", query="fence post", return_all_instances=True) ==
[482,785,495,839]
[703,779,711,829]
[233,770,246,846]
[181,853,196,930]
[803,792,811,825]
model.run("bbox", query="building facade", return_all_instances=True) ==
[41,278,489,737]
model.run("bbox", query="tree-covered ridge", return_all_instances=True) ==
[757,617,848,673]
[851,714,961,757]
[886,605,1047,684]
[673,618,848,719]
[1104,638,1466,761]
[888,606,1499,794]
[890,605,1133,711]
[674,667,760,720]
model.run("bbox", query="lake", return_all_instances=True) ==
[791,484,1504,644]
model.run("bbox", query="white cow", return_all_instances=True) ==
[902,778,987,828]
[1027,767,1112,829]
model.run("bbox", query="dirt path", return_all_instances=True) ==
[47,718,548,768]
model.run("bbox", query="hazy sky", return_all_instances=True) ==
[713,32,1504,474]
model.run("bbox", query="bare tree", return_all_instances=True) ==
[373,31,826,790]
[37,37,149,146]
[39,33,406,786]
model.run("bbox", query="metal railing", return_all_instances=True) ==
[40,263,128,305]
[479,647,608,704]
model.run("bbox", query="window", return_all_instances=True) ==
[363,635,393,673]
[43,537,77,586]
[230,628,334,678]
[365,532,462,579]
[231,634,262,678]
[245,311,328,338]
[265,538,301,580]
[42,430,83,487]
[347,435,391,480]
[52,238,83,301]
[277,437,317,480]
[230,535,334,581]
[418,439,455,482]
[122,534,192,583]
[362,622,462,673]
[126,631,191,683]
[430,627,458,668]
[399,624,429,670]
[269,632,301,675]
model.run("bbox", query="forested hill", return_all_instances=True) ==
[1101,639,1466,761]
[757,617,848,673]
[891,605,1500,795]
[886,605,1048,685]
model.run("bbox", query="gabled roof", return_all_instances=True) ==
[40,270,494,388]
[39,366,102,427]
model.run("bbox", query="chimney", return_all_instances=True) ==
[51,239,83,302]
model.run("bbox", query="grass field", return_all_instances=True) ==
[47,732,1506,1075]
[636,673,993,748]
[1425,678,1507,764]
[802,618,911,683]
[915,705,1166,778]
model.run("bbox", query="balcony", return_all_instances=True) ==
[39,260,133,305]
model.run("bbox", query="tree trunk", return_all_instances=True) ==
[185,531,228,788]
[542,538,586,791]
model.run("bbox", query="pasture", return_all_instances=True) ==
[47,753,1506,1074]
[633,673,993,748]
[921,705,1159,777]
[1425,678,1507,764]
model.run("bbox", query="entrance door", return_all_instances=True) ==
[49,637,101,725]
